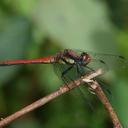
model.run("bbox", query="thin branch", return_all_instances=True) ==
[83,73,122,128]
[0,69,102,127]
[0,69,122,128]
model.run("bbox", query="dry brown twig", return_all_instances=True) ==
[0,69,122,128]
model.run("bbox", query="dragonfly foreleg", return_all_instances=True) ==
[61,65,75,88]
[61,65,74,78]
[76,64,85,77]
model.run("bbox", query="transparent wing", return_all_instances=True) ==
[63,49,128,71]
[88,52,128,72]
[72,49,128,71]
[53,63,95,110]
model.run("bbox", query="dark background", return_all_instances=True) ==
[0,0,128,128]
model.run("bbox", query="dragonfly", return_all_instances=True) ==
[1,49,128,104]
[0,49,127,82]
[1,49,127,110]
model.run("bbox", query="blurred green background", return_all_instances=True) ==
[0,0,128,128]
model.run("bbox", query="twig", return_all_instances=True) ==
[0,69,122,128]
[0,69,102,127]
[83,71,122,128]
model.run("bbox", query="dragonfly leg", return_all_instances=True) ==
[61,65,74,78]
[76,64,85,77]
[61,65,75,88]
[76,65,81,77]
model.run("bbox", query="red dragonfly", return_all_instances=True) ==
[0,49,127,83]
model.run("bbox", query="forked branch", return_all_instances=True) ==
[0,69,122,128]
[83,76,122,128]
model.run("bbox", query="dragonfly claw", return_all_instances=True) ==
[88,87,96,95]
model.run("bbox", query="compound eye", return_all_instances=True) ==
[81,52,91,66]
[81,52,88,61]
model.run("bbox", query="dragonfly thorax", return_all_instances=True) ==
[60,57,75,65]
[58,52,91,66]
[55,49,91,66]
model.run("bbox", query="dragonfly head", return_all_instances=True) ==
[80,52,91,66]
